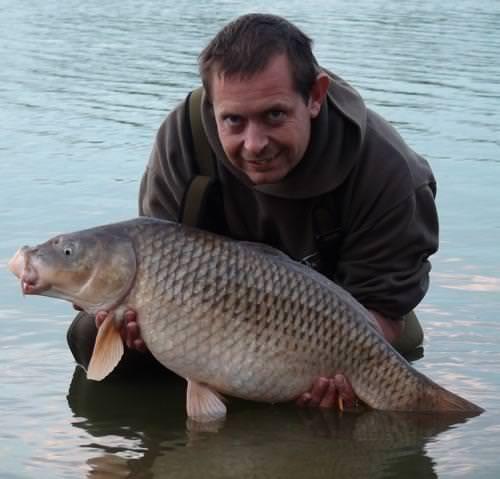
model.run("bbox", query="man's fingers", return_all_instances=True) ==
[319,379,338,409]
[296,392,312,407]
[95,311,108,328]
[126,321,140,348]
[296,375,359,411]
[133,338,147,352]
[296,378,336,408]
[334,374,357,409]
[308,377,330,407]
[125,312,147,352]
[94,308,147,352]
[124,309,137,324]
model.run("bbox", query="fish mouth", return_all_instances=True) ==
[21,275,50,295]
[8,247,50,295]
[20,262,50,295]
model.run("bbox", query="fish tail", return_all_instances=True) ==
[422,381,484,415]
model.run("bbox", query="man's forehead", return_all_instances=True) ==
[212,85,296,116]
[210,54,297,111]
[211,52,293,84]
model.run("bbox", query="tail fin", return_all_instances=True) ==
[423,381,484,415]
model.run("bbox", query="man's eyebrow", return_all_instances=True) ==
[215,106,240,117]
[216,99,293,118]
[218,110,241,117]
[218,101,291,117]
[264,101,292,111]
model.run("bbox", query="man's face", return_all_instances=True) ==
[211,54,326,185]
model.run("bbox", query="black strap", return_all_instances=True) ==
[301,196,344,278]
[180,87,226,233]
[187,87,215,177]
[179,175,214,227]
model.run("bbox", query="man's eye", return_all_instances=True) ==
[224,115,242,127]
[267,110,286,122]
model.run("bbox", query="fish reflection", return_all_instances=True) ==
[67,367,475,479]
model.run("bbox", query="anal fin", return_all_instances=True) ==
[87,313,124,381]
[186,379,226,422]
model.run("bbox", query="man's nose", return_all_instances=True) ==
[243,122,269,155]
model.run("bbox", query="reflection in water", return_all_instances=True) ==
[434,272,500,293]
[67,368,475,479]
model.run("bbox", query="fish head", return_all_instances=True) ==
[8,228,137,313]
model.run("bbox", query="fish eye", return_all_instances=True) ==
[64,247,72,256]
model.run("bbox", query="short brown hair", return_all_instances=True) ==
[199,14,320,102]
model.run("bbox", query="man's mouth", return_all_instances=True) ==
[246,151,280,165]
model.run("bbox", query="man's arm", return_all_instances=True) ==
[369,310,403,344]
[139,98,199,221]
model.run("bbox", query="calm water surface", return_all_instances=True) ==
[1,1,499,478]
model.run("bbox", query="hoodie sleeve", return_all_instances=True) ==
[335,181,438,318]
[138,98,196,220]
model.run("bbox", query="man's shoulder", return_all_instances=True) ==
[362,108,434,188]
[325,70,367,143]
[157,94,191,130]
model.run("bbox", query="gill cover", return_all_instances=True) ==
[76,231,138,312]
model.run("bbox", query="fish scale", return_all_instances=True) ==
[111,219,440,406]
[9,217,483,415]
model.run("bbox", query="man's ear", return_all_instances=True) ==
[308,72,330,118]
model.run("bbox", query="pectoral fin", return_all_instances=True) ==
[87,314,124,381]
[186,379,226,422]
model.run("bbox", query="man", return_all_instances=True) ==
[68,14,438,409]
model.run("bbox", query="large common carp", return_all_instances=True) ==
[8,218,483,421]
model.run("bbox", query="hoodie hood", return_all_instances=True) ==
[201,70,367,199]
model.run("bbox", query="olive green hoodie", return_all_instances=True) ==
[139,72,438,318]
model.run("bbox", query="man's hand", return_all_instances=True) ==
[296,310,403,410]
[296,375,357,410]
[95,309,148,352]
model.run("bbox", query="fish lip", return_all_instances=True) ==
[21,277,49,295]
[8,247,28,278]
[21,266,47,294]
[11,247,50,295]
[20,261,51,295]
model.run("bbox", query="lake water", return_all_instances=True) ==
[1,0,499,477]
